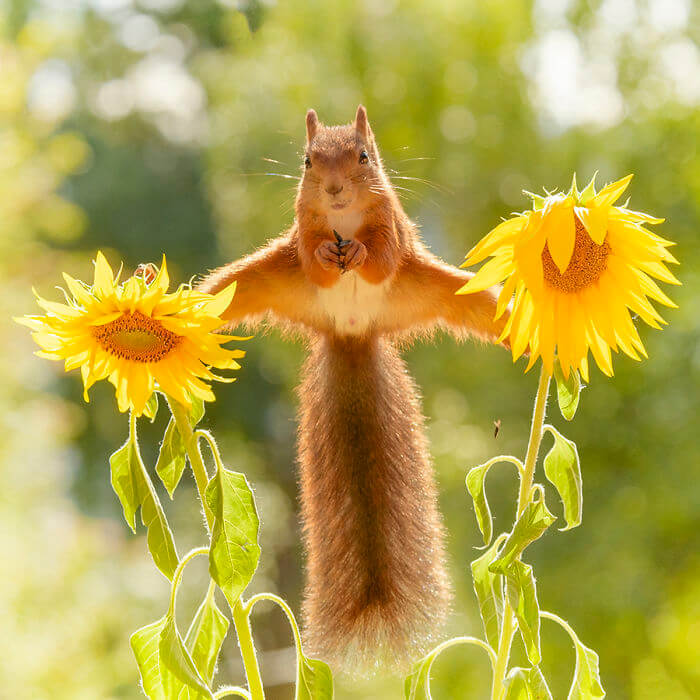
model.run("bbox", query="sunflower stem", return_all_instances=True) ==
[167,396,265,700]
[168,397,215,531]
[490,365,551,700]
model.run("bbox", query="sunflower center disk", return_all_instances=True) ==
[92,311,182,362]
[541,217,611,293]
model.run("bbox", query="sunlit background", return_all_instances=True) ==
[2,0,699,698]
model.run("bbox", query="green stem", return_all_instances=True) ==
[246,593,307,690]
[490,365,551,700]
[232,598,266,700]
[540,610,578,643]
[169,547,209,615]
[168,397,215,530]
[167,397,265,700]
[518,366,552,517]
[246,593,303,657]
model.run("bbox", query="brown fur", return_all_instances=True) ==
[197,106,509,675]
[298,334,450,674]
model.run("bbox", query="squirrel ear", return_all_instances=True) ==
[306,109,319,142]
[354,104,370,140]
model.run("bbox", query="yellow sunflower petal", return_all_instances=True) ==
[635,270,678,308]
[636,260,680,286]
[541,198,576,273]
[198,281,237,318]
[612,206,664,225]
[495,274,518,320]
[458,255,513,294]
[93,251,116,299]
[579,354,589,383]
[575,204,609,245]
[586,322,614,377]
[462,215,526,267]
[591,174,633,208]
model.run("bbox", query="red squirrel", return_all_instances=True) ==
[198,106,509,675]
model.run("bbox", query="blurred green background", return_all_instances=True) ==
[2,0,698,698]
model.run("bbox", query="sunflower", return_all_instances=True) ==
[457,174,679,381]
[17,252,244,415]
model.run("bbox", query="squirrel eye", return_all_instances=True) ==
[304,155,312,169]
[359,150,369,164]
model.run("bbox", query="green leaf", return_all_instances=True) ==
[156,418,187,498]
[189,396,206,427]
[543,427,582,530]
[524,190,546,210]
[490,494,556,574]
[156,396,205,498]
[131,616,168,700]
[110,435,147,533]
[206,466,261,607]
[110,421,178,579]
[296,655,334,700]
[143,393,159,422]
[140,485,179,580]
[471,537,506,650]
[503,667,553,700]
[505,561,541,665]
[159,615,212,699]
[404,656,431,700]
[568,635,605,700]
[578,171,598,205]
[466,463,493,546]
[553,359,581,421]
[185,588,229,685]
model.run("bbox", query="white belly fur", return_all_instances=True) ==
[318,208,386,335]
[317,272,389,335]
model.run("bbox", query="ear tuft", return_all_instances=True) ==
[354,104,370,139]
[306,109,319,142]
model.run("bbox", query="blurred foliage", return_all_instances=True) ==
[1,0,699,698]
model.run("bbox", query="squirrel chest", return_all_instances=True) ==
[314,209,389,335]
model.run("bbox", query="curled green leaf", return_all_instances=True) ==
[404,657,432,700]
[568,640,605,700]
[110,417,178,579]
[186,585,229,685]
[466,456,523,546]
[543,426,582,530]
[553,359,581,421]
[541,612,605,700]
[159,614,212,699]
[466,463,493,546]
[296,655,334,700]
[489,492,556,575]
[504,561,541,665]
[131,616,168,700]
[109,434,146,533]
[143,392,159,422]
[503,666,553,700]
[471,535,507,650]
[156,417,187,498]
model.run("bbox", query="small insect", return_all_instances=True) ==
[493,419,501,438]
[134,262,158,285]
[333,229,352,273]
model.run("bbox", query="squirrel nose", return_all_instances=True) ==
[325,183,344,196]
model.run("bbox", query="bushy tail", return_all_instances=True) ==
[297,333,451,676]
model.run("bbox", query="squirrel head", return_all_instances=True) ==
[299,105,386,215]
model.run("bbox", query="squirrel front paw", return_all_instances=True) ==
[315,240,342,271]
[340,240,367,272]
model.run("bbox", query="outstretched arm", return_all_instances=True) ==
[197,234,316,330]
[380,249,509,344]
